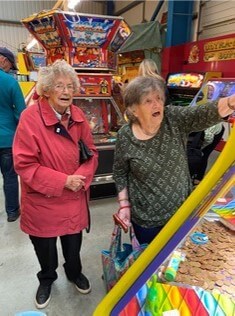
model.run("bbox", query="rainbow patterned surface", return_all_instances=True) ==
[211,197,235,230]
[120,275,235,316]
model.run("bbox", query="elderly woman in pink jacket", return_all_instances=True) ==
[13,60,98,309]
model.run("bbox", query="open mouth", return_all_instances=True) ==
[152,111,160,117]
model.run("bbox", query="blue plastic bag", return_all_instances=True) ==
[101,225,147,291]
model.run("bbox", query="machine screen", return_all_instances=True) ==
[190,80,235,106]
[166,72,204,89]
[166,72,205,106]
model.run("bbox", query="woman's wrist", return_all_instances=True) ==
[119,205,131,211]
[118,198,129,202]
[118,197,130,207]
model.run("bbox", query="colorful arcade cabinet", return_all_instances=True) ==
[166,71,221,106]
[21,10,132,198]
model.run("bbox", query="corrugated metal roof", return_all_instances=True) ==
[0,1,57,21]
[0,1,58,53]
[0,25,29,53]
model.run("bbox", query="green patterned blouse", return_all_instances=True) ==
[113,102,222,228]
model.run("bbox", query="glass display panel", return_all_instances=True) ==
[114,175,235,315]
[73,98,121,145]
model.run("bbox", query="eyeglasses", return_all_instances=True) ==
[54,83,74,92]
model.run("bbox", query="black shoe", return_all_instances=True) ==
[35,284,51,309]
[7,212,20,222]
[74,273,91,294]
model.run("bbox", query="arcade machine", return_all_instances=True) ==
[21,10,132,199]
[190,77,235,149]
[17,50,46,105]
[166,71,222,106]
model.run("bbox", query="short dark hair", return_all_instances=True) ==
[0,47,18,70]
[123,76,166,123]
[123,76,165,108]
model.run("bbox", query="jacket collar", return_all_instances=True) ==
[38,97,84,127]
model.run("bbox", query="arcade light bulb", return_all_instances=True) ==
[26,38,38,50]
[68,0,80,10]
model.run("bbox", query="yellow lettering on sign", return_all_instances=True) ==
[204,49,235,62]
[204,38,235,52]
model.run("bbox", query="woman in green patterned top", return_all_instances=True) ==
[113,76,235,244]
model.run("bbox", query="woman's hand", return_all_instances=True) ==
[113,206,131,233]
[65,175,86,192]
[118,206,131,227]
[218,94,235,117]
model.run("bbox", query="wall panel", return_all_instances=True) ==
[0,1,57,21]
[75,1,104,15]
[0,1,57,53]
[0,25,29,52]
[199,0,235,40]
[120,4,143,26]
[114,1,167,26]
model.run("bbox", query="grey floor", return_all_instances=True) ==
[0,152,219,316]
[0,177,119,316]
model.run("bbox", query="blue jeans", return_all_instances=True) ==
[0,148,19,216]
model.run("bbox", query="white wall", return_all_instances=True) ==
[195,0,235,40]
[117,2,144,26]
[0,1,58,54]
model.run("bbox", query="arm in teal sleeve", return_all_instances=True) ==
[12,80,26,122]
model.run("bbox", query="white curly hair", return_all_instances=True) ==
[36,59,80,96]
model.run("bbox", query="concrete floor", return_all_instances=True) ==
[0,176,120,316]
[0,152,220,316]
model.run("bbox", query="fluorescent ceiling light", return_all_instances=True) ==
[26,38,38,50]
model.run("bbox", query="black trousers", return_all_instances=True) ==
[29,232,82,286]
[132,221,164,244]
[196,126,225,180]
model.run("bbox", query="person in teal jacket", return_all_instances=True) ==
[0,47,26,222]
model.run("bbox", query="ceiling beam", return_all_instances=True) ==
[0,19,21,25]
[115,1,144,16]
